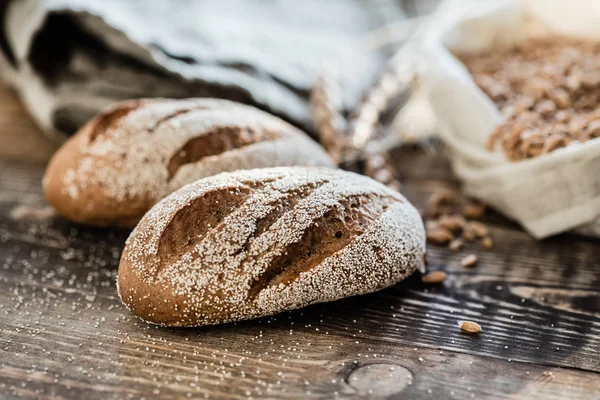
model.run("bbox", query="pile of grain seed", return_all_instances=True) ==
[424,188,492,252]
[458,38,600,161]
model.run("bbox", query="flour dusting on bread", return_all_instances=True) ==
[118,167,426,327]
[44,99,334,227]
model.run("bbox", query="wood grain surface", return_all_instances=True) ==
[1,90,599,400]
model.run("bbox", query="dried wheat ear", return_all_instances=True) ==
[458,38,600,161]
[117,167,426,327]
[311,55,411,190]
[43,98,334,227]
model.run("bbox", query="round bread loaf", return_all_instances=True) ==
[117,167,426,327]
[43,99,334,227]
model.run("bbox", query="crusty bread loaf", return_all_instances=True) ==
[117,167,426,327]
[43,99,334,227]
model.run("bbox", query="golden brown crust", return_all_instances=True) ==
[43,99,334,227]
[117,167,426,327]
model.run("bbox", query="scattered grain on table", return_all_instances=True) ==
[461,254,479,268]
[458,320,482,333]
[421,271,447,284]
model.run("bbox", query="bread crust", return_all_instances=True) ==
[117,167,426,327]
[43,99,334,227]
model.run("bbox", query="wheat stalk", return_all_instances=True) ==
[310,18,424,188]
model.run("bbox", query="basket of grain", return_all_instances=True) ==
[421,0,600,238]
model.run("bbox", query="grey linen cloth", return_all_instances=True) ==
[0,0,417,140]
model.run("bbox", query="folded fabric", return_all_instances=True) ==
[0,0,408,140]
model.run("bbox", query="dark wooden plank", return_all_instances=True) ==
[1,155,599,400]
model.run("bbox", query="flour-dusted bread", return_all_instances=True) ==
[43,99,334,227]
[117,167,426,327]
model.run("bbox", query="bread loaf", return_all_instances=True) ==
[43,99,334,227]
[117,167,426,327]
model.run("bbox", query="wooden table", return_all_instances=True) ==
[1,86,599,399]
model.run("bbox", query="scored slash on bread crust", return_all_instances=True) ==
[43,99,334,227]
[117,167,426,327]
